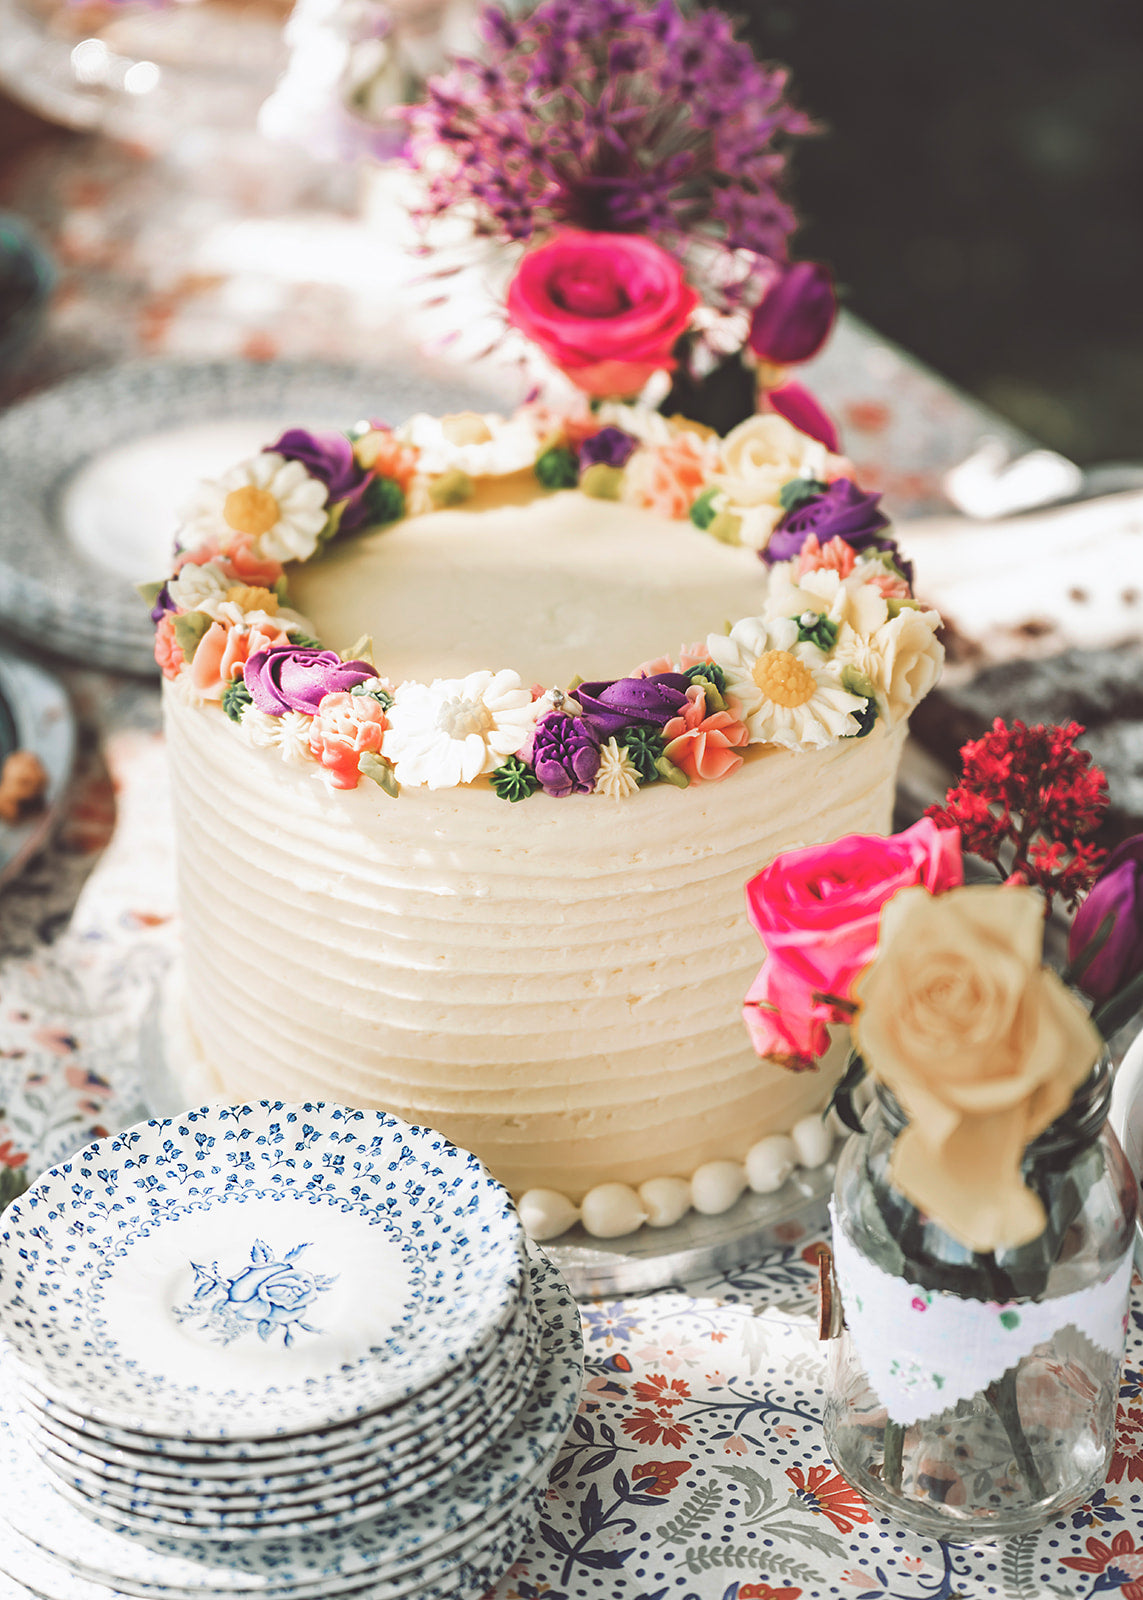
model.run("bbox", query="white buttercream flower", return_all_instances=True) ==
[594,738,641,800]
[240,708,315,762]
[835,607,944,724]
[711,416,849,552]
[394,412,539,479]
[706,615,864,750]
[167,561,231,612]
[766,562,889,638]
[385,670,538,789]
[178,453,328,563]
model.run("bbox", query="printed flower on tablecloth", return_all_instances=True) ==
[620,1408,692,1450]
[0,1137,28,1169]
[580,1303,642,1345]
[1108,1402,1143,1485]
[737,1584,804,1600]
[1123,1368,1143,1399]
[385,671,537,789]
[1073,1487,1125,1528]
[1062,1528,1143,1596]
[633,1373,690,1409]
[179,453,329,563]
[784,1462,872,1534]
[705,615,864,750]
[630,1459,690,1495]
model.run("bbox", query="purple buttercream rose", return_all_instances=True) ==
[268,429,373,533]
[576,673,689,739]
[764,478,912,581]
[748,261,836,366]
[1069,834,1143,1005]
[579,426,638,471]
[243,647,376,716]
[528,712,601,798]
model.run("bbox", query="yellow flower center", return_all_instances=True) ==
[751,649,817,709]
[440,412,492,446]
[223,485,280,538]
[225,585,278,614]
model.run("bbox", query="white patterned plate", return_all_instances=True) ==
[0,1102,527,1440]
[38,1319,542,1534]
[21,1293,537,1499]
[0,1249,581,1597]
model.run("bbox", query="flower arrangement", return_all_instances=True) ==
[402,0,839,437]
[142,403,942,803]
[742,720,1142,1251]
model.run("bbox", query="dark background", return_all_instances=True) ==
[739,0,1143,465]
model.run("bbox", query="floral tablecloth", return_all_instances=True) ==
[0,684,1141,1600]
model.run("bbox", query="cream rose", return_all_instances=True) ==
[853,884,1101,1252]
[834,604,944,723]
[712,415,850,551]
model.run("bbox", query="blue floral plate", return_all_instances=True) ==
[0,1249,582,1599]
[0,1101,527,1440]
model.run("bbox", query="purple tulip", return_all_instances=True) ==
[528,712,601,798]
[764,380,840,453]
[766,477,896,567]
[1069,835,1143,1004]
[579,427,639,471]
[243,647,375,716]
[749,262,836,366]
[576,673,690,739]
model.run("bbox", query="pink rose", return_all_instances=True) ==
[309,691,388,790]
[506,231,698,399]
[742,818,964,1067]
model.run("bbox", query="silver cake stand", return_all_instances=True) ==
[138,977,837,1299]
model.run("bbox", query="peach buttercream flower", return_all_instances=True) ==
[309,691,389,790]
[353,428,419,491]
[799,533,856,579]
[633,643,713,678]
[174,537,284,589]
[854,883,1102,1252]
[154,615,185,680]
[190,616,289,701]
[662,686,749,783]
[622,434,713,519]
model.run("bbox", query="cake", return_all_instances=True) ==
[146,399,943,1238]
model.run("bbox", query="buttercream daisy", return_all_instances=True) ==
[179,453,329,563]
[385,670,538,789]
[706,615,865,750]
[594,738,641,800]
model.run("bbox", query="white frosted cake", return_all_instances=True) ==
[148,404,942,1237]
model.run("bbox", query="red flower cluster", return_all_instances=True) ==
[927,719,1109,913]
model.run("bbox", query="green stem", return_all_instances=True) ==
[985,1366,1047,1500]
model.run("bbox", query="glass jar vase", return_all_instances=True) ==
[823,1058,1137,1540]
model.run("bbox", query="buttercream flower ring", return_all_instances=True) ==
[144,405,942,800]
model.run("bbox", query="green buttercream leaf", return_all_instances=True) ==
[683,660,729,696]
[316,498,346,551]
[620,727,666,784]
[221,680,253,724]
[490,756,540,802]
[654,755,690,789]
[351,681,393,710]
[886,597,923,618]
[684,671,727,713]
[173,611,211,662]
[136,580,164,608]
[358,752,400,797]
[707,511,742,546]
[343,635,374,665]
[273,576,291,605]
[778,476,827,512]
[429,468,473,508]
[850,699,879,738]
[534,446,579,490]
[579,463,623,500]
[795,612,838,653]
[566,674,584,694]
[840,665,881,739]
[688,486,720,530]
[287,632,322,649]
[363,474,406,524]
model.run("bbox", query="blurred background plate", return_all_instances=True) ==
[0,358,501,676]
[0,647,74,888]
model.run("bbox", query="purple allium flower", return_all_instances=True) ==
[749,261,836,365]
[576,673,689,738]
[1069,835,1143,1005]
[402,0,813,308]
[765,478,912,583]
[244,647,375,716]
[579,427,639,471]
[528,712,601,797]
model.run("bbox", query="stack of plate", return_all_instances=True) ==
[0,1101,583,1600]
